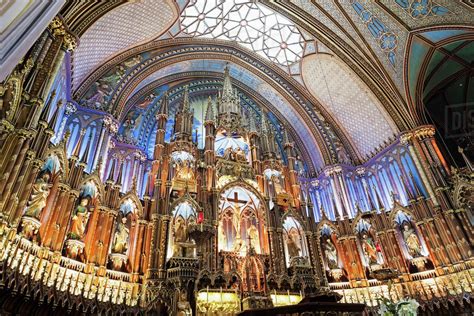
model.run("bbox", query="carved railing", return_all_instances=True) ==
[0,233,142,306]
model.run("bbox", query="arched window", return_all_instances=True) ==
[218,186,268,255]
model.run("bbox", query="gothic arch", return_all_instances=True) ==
[169,195,202,217]
[79,174,105,199]
[119,193,143,219]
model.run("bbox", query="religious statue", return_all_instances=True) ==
[24,173,51,219]
[361,233,380,265]
[175,218,188,243]
[247,224,260,253]
[334,140,351,164]
[271,175,284,194]
[177,292,192,316]
[235,147,247,162]
[112,217,129,254]
[176,161,194,181]
[287,233,301,258]
[231,205,242,245]
[68,198,90,240]
[402,223,422,257]
[323,238,338,269]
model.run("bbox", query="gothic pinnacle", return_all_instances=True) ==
[40,89,56,122]
[182,85,190,112]
[222,64,233,97]
[48,100,63,131]
[71,129,86,158]
[159,91,169,116]
[107,160,116,183]
[80,132,93,164]
[205,96,215,122]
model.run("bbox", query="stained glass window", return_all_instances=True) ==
[181,0,305,68]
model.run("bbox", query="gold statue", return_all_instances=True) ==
[361,233,379,264]
[68,198,90,240]
[112,217,129,254]
[235,147,247,162]
[24,173,51,219]
[287,233,301,258]
[174,217,188,243]
[402,223,422,257]
[323,238,338,269]
[231,205,241,243]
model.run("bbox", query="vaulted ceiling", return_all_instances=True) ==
[60,0,474,171]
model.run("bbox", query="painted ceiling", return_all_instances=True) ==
[66,0,474,171]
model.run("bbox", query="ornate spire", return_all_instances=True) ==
[283,127,290,145]
[320,205,328,220]
[249,113,257,133]
[409,172,424,198]
[40,89,56,122]
[400,174,415,201]
[80,132,93,164]
[48,100,63,131]
[458,146,473,172]
[116,160,124,187]
[182,85,190,113]
[260,113,268,133]
[158,91,169,116]
[205,96,215,122]
[365,186,377,212]
[71,129,86,158]
[219,64,239,114]
[373,185,385,211]
[222,64,233,100]
[107,160,116,183]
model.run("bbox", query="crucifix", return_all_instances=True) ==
[224,191,249,247]
[226,191,248,206]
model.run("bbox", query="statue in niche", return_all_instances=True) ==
[173,217,195,257]
[334,140,351,165]
[361,232,381,265]
[287,233,301,259]
[223,147,234,161]
[176,161,194,181]
[68,198,90,240]
[175,217,187,243]
[323,237,338,269]
[402,222,422,258]
[112,217,129,254]
[23,173,52,219]
[271,175,284,194]
[247,224,260,253]
[235,147,247,162]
